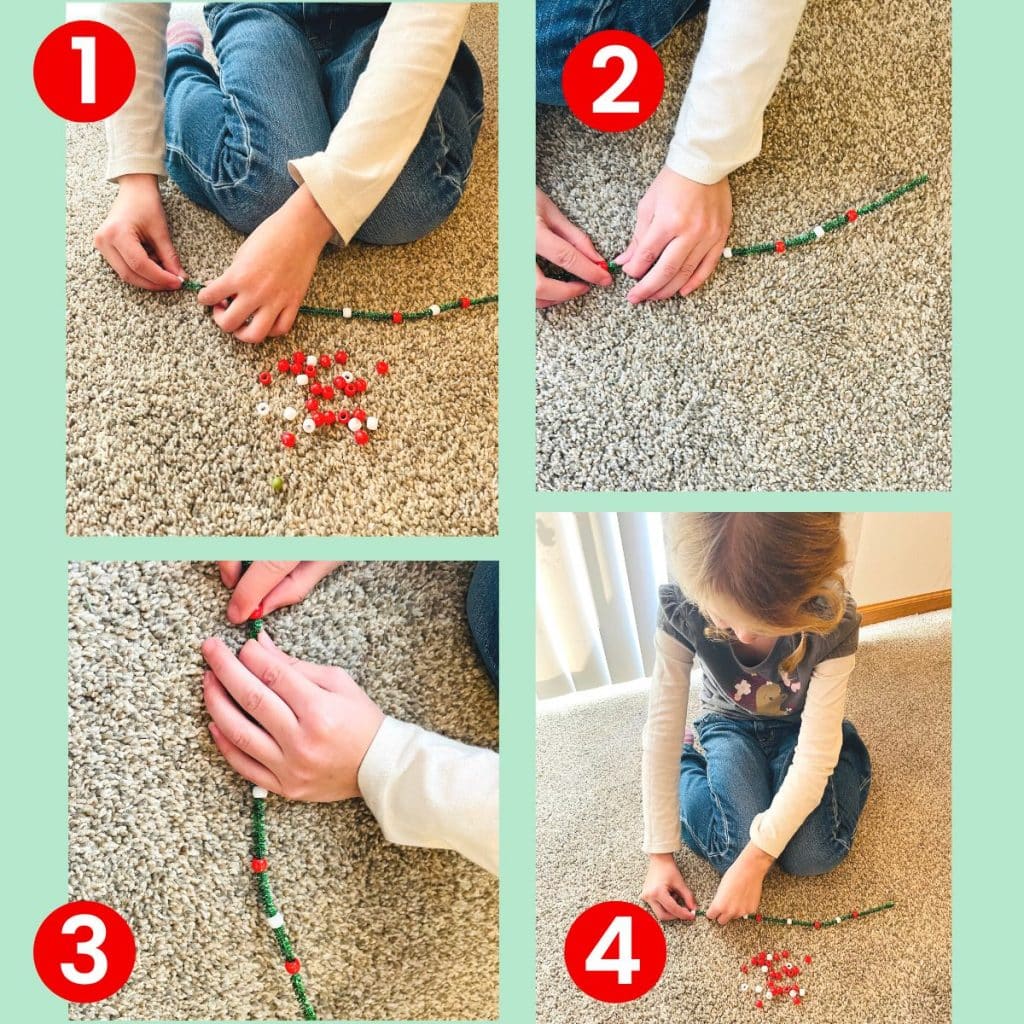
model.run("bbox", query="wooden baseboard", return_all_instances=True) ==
[859,589,951,626]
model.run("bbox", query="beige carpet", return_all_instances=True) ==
[68,561,498,1020]
[66,6,497,536]
[536,611,951,1023]
[536,0,950,492]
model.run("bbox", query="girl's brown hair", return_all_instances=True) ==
[665,513,849,675]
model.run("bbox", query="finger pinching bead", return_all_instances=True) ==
[353,429,369,445]
[376,359,389,375]
[295,374,309,386]
[251,857,268,873]
[319,353,331,368]
[342,307,352,319]
[249,603,264,621]
[302,417,316,434]
[430,304,441,315]
[258,371,273,386]
[348,417,363,432]
[335,350,348,364]
[459,296,471,308]
[256,402,270,416]
[253,785,269,798]
[813,225,825,239]
[285,958,301,975]
[266,911,285,930]
[281,432,296,448]
[391,311,403,324]
[283,407,297,421]
[774,240,786,254]
[366,416,379,431]
[723,246,733,258]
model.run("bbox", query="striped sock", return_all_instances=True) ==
[166,21,203,51]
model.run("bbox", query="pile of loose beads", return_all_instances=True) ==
[603,175,928,270]
[239,565,318,1020]
[740,949,812,1010]
[256,348,387,449]
[181,279,497,323]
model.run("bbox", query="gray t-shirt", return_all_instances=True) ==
[658,584,860,721]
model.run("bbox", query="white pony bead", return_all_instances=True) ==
[342,307,352,318]
[430,304,441,315]
[348,417,363,432]
[282,407,297,421]
[266,911,284,929]
[295,374,309,386]
[722,246,733,258]
[813,225,825,239]
[252,786,268,799]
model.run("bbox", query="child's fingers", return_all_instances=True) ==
[218,561,243,588]
[228,561,300,623]
[678,241,726,298]
[269,306,298,338]
[118,233,184,289]
[149,225,186,279]
[201,636,298,737]
[537,224,612,287]
[627,236,696,304]
[202,671,283,767]
[537,275,590,307]
[659,886,695,921]
[543,205,604,265]
[257,631,356,694]
[237,638,324,722]
[104,246,170,292]
[233,305,278,345]
[208,721,282,792]
[213,293,259,335]
[646,237,712,302]
[197,274,235,307]
[261,562,341,616]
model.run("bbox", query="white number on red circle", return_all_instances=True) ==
[583,914,641,984]
[591,44,640,114]
[60,913,109,985]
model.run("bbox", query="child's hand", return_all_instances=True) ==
[536,187,613,308]
[641,852,697,921]
[202,631,384,800]
[197,185,335,343]
[217,561,341,624]
[705,843,774,925]
[94,173,185,291]
[615,169,732,303]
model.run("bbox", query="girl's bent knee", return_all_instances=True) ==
[776,841,850,878]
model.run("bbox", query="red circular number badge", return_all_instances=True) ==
[564,901,666,1002]
[33,901,136,1002]
[33,21,136,122]
[562,30,664,132]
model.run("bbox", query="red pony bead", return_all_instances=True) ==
[285,958,301,975]
[313,413,327,427]
[755,913,763,923]
[851,909,859,918]
[333,376,346,389]
[344,383,357,398]
[846,208,858,222]
[258,371,272,386]
[755,1000,763,1009]
[324,411,337,426]
[774,240,786,254]
[319,353,331,368]
[353,408,367,421]
[813,920,821,930]
[355,378,367,393]
[598,259,609,270]
[250,857,268,872]
[335,350,348,365]
[281,433,296,448]
[310,383,324,396]
[376,360,389,375]
[353,429,369,445]
[391,311,403,324]
[793,996,802,1005]
[249,603,264,621]
[292,351,304,363]
[321,386,335,401]
[305,399,319,412]
[459,296,471,309]
[804,955,812,964]
[337,410,351,424]
[276,359,290,373]
[740,965,749,974]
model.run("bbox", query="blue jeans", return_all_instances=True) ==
[536,0,708,105]
[466,562,498,689]
[164,3,484,242]
[679,714,872,877]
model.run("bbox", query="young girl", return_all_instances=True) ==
[641,513,871,925]
[94,3,483,343]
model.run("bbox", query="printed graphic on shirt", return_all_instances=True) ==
[730,670,802,716]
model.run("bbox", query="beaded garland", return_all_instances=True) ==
[603,175,928,271]
[694,901,895,929]
[180,279,498,323]
[239,563,319,1021]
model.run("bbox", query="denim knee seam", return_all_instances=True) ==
[431,108,469,197]
[166,92,254,191]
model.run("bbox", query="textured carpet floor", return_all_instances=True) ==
[536,611,951,1023]
[66,5,497,536]
[68,561,498,1020]
[536,0,950,492]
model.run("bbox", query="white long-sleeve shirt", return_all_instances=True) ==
[642,628,854,860]
[358,716,498,874]
[100,3,469,243]
[667,0,807,184]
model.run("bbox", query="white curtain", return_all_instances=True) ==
[536,512,667,699]
[537,512,863,700]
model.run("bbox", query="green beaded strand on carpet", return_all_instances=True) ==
[240,561,318,1021]
[180,280,497,322]
[605,175,928,270]
[693,901,895,928]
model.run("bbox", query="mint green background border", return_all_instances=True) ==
[2,0,1019,1021]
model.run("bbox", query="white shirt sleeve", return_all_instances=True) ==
[289,3,470,243]
[101,3,172,181]
[641,629,694,853]
[666,0,807,184]
[748,654,855,858]
[357,716,498,875]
